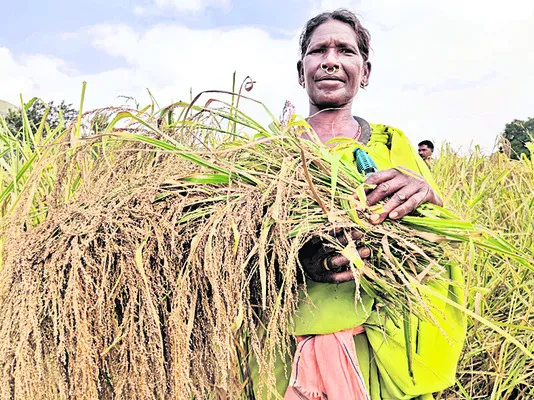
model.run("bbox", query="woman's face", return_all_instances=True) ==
[298,19,371,110]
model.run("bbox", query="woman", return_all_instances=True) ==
[251,9,465,400]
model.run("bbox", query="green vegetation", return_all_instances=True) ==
[435,145,534,399]
[3,98,77,142]
[501,117,533,160]
[0,87,532,399]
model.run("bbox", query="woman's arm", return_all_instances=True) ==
[300,169,440,284]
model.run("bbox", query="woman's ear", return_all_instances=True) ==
[297,60,304,86]
[364,60,372,83]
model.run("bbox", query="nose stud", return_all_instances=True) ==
[321,63,340,75]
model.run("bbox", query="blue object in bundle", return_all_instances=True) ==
[353,148,378,177]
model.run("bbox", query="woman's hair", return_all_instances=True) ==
[298,9,371,62]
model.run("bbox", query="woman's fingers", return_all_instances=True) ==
[336,229,364,245]
[364,172,409,206]
[364,169,400,189]
[320,246,371,283]
[299,229,368,284]
[329,247,370,269]
[329,253,349,270]
[358,247,371,258]
[351,230,364,241]
[369,185,420,224]
[388,187,434,220]
[322,270,355,284]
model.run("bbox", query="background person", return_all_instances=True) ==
[418,140,435,169]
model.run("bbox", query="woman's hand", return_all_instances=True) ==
[364,167,442,224]
[298,229,370,284]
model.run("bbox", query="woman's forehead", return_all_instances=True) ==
[309,20,358,45]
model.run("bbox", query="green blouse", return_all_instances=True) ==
[251,124,466,399]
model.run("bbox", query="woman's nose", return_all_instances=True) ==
[323,48,340,65]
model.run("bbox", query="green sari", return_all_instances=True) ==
[251,124,466,399]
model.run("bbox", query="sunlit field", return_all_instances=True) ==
[0,88,532,399]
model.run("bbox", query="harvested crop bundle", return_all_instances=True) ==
[0,96,531,399]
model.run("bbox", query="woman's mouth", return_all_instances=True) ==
[317,77,343,82]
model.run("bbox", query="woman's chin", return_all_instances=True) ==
[311,98,351,110]
[310,90,353,110]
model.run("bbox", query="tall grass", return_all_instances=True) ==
[435,145,534,399]
[0,88,532,399]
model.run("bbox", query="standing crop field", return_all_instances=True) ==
[434,146,534,399]
[0,93,532,399]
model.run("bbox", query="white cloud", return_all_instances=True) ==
[88,25,140,59]
[152,0,231,13]
[1,0,533,153]
[133,6,146,15]
[0,46,141,108]
[59,31,79,41]
[82,23,300,115]
[311,0,534,152]
[0,24,301,125]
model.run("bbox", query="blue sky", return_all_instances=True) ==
[1,0,533,151]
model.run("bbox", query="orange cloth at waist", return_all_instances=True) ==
[284,327,369,400]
